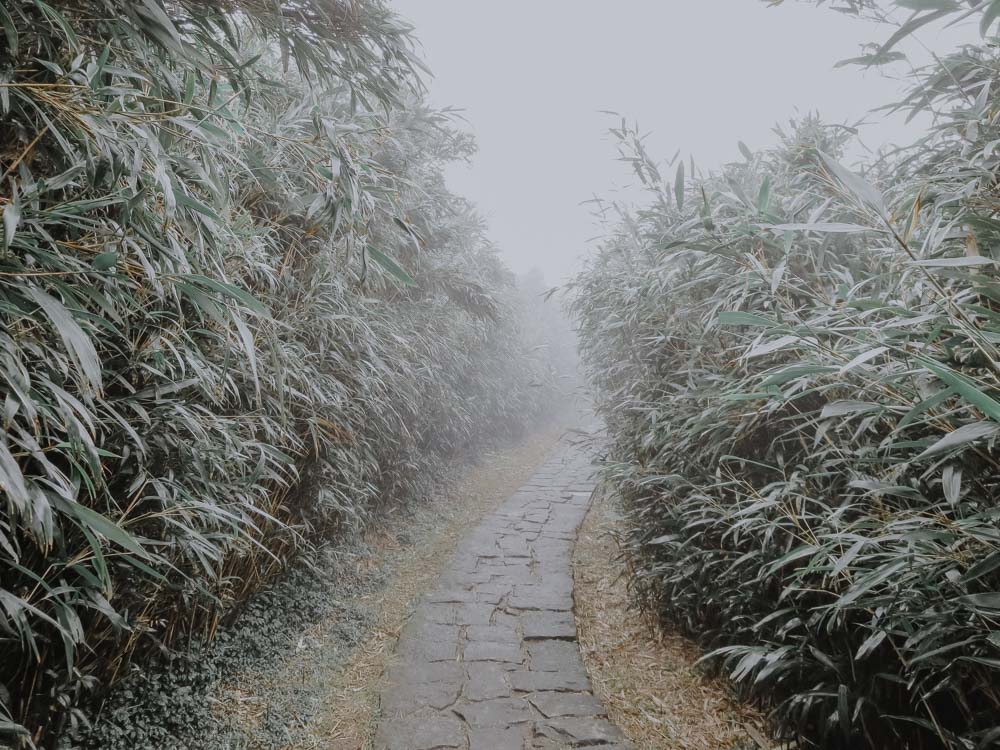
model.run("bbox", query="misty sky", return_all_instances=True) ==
[391,1,971,284]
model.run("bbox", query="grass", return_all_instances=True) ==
[570,6,1000,747]
[574,484,762,750]
[0,2,573,745]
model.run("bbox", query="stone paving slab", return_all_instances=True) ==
[374,437,631,750]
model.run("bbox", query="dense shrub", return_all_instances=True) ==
[0,1,559,745]
[572,6,1000,748]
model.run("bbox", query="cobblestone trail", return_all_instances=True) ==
[374,436,630,750]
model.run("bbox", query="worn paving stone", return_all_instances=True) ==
[467,624,518,642]
[395,622,461,662]
[381,678,461,715]
[464,662,510,701]
[535,717,627,745]
[509,586,573,611]
[528,691,608,718]
[374,715,466,750]
[453,697,534,728]
[422,603,461,624]
[453,602,497,625]
[463,641,524,664]
[426,589,479,604]
[509,668,591,693]
[527,640,583,672]
[521,612,576,640]
[386,660,464,684]
[375,435,631,749]
[469,725,529,750]
[474,589,506,605]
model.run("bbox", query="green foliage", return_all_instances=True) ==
[571,7,1000,746]
[0,1,559,745]
[75,531,393,750]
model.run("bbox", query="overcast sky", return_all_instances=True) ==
[390,1,970,283]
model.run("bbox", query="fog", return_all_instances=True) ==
[392,0,974,283]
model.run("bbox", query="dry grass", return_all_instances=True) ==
[573,488,764,750]
[213,420,573,749]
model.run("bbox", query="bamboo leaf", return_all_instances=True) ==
[675,161,685,212]
[916,421,1000,459]
[822,400,882,418]
[177,274,269,316]
[0,4,18,56]
[26,287,102,393]
[819,152,887,214]
[367,247,416,286]
[50,495,150,560]
[757,176,772,214]
[922,358,1000,424]
[3,184,20,250]
[769,222,875,234]
[92,252,118,271]
[718,311,777,327]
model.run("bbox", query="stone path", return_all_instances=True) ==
[374,437,630,750]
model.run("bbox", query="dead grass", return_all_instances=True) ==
[214,421,573,749]
[573,488,764,750]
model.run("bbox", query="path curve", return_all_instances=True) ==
[374,436,631,750]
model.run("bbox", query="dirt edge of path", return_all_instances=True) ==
[572,485,764,750]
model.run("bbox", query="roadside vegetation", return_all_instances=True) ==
[571,3,1000,748]
[574,483,762,750]
[80,420,574,750]
[0,1,569,746]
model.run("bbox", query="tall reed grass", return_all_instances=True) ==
[572,5,1000,746]
[0,2,562,745]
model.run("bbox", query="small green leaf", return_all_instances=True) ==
[0,4,18,56]
[50,496,151,560]
[92,252,118,271]
[912,256,997,267]
[819,152,886,214]
[770,222,875,234]
[718,311,777,327]
[921,358,1000,424]
[178,274,269,316]
[981,0,1000,36]
[916,421,1000,459]
[26,287,102,393]
[174,191,221,222]
[896,0,959,10]
[674,161,685,212]
[821,401,882,418]
[958,593,1000,610]
[368,247,416,286]
[757,176,772,214]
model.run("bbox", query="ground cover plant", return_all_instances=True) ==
[572,3,1000,748]
[0,1,562,746]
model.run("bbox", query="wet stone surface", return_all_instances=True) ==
[374,438,631,750]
